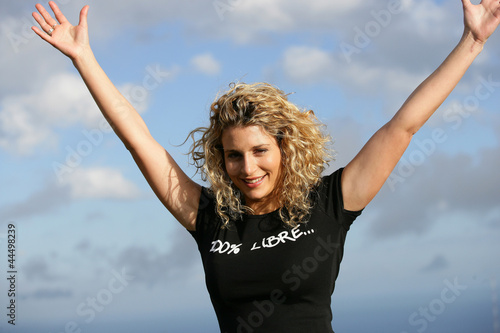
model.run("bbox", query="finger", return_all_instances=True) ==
[32,11,56,36]
[78,5,90,28]
[461,0,472,9]
[35,3,58,29]
[32,11,48,29]
[48,1,69,25]
[31,25,53,44]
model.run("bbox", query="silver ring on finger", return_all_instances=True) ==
[47,24,57,36]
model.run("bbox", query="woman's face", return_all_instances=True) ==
[221,125,282,214]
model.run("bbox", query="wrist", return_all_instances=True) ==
[72,46,96,70]
[460,29,485,54]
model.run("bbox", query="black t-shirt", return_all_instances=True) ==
[189,168,362,332]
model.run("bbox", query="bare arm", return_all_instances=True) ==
[342,0,500,211]
[32,2,200,230]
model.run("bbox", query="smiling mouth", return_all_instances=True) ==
[243,175,266,184]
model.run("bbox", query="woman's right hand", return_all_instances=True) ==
[32,1,90,61]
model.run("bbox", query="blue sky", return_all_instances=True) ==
[1,0,500,332]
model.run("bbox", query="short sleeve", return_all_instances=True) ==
[316,168,363,230]
[188,187,217,245]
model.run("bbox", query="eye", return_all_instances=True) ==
[226,152,242,160]
[255,148,268,155]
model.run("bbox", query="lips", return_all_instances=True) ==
[244,175,265,184]
[241,175,267,188]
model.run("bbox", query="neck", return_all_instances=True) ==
[246,199,280,215]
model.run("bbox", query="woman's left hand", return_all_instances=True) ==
[462,0,500,44]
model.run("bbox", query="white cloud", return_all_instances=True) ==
[0,72,98,155]
[0,166,142,221]
[2,0,368,44]
[205,0,372,43]
[0,0,469,51]
[38,73,101,127]
[0,98,57,154]
[63,167,142,200]
[281,45,425,98]
[0,67,175,156]
[282,46,336,84]
[410,0,450,38]
[190,53,221,76]
[343,60,426,97]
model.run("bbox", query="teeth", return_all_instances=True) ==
[245,176,265,184]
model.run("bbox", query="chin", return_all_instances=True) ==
[244,191,274,206]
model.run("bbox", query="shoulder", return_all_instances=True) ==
[314,168,344,197]
[189,186,221,240]
[199,186,216,210]
[311,168,362,227]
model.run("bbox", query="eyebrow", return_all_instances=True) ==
[222,144,271,153]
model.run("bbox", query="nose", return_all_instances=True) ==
[242,154,256,176]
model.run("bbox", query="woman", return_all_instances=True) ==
[32,1,499,332]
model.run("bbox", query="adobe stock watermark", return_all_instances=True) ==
[340,0,407,64]
[387,74,500,191]
[235,233,340,332]
[400,277,468,333]
[52,64,172,182]
[213,0,245,21]
[4,0,73,54]
[53,267,134,333]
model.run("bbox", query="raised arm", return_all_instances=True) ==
[32,2,200,230]
[342,0,500,212]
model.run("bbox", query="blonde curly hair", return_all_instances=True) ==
[189,82,332,228]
